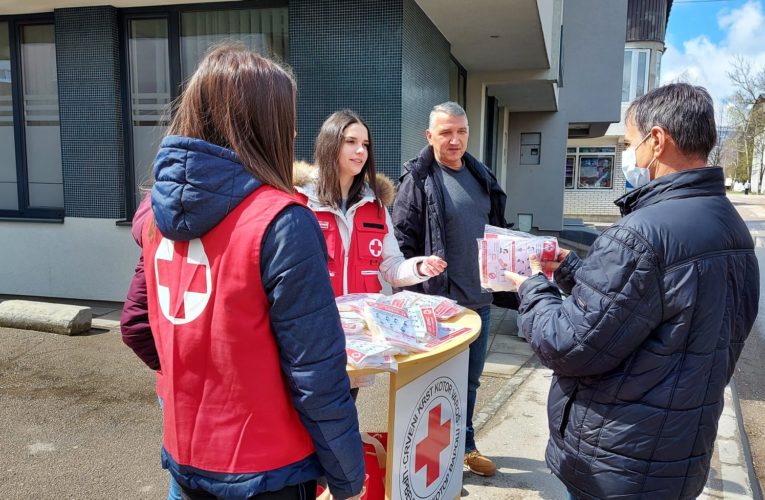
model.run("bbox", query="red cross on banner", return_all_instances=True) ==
[415,403,452,487]
[156,240,208,320]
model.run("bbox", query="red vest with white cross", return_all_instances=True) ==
[142,186,315,474]
[299,196,387,296]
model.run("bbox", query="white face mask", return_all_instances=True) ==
[621,134,655,189]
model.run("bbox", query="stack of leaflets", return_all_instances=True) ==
[336,291,469,371]
[478,224,559,292]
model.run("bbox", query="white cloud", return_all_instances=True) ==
[661,0,765,121]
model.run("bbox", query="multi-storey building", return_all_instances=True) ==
[0,0,628,301]
[563,0,672,222]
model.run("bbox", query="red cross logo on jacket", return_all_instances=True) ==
[415,403,452,487]
[154,238,212,324]
[369,238,383,258]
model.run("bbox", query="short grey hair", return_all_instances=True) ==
[429,101,467,129]
[626,83,717,160]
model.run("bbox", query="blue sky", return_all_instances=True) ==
[662,0,765,120]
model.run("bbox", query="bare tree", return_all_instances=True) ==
[708,106,729,168]
[726,56,765,189]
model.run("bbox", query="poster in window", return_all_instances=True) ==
[578,156,613,189]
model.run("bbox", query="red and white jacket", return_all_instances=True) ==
[294,163,428,296]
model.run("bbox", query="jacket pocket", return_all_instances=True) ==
[354,218,386,266]
[558,386,578,438]
[360,269,382,293]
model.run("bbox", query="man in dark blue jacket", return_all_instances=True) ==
[507,83,759,499]
[392,102,508,477]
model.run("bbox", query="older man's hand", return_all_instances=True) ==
[503,254,544,290]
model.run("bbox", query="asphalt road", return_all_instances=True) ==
[729,193,765,496]
[0,322,505,499]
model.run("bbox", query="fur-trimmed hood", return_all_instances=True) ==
[293,161,395,206]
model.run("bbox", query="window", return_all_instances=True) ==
[0,18,63,219]
[622,49,650,103]
[122,5,289,214]
[565,146,615,190]
[449,56,466,109]
[126,18,171,211]
[564,156,574,189]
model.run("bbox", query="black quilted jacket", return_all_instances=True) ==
[392,145,510,303]
[518,167,759,499]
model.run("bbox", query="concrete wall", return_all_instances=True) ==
[0,7,136,302]
[505,111,568,231]
[0,219,139,301]
[559,0,626,125]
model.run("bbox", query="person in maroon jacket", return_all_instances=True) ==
[120,194,182,500]
[121,196,157,368]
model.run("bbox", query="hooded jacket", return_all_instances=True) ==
[121,136,364,499]
[518,167,759,499]
[293,161,428,294]
[392,145,517,308]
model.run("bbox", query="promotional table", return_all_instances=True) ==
[348,310,481,500]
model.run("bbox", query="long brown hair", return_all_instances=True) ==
[166,43,296,192]
[314,110,379,208]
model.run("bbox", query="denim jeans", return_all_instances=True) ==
[180,480,316,500]
[158,397,183,500]
[465,305,491,453]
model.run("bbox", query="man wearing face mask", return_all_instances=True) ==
[504,83,760,499]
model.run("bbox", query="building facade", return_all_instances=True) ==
[0,0,628,301]
[563,0,672,221]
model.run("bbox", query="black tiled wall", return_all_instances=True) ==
[55,7,125,218]
[401,0,450,167]
[290,0,404,181]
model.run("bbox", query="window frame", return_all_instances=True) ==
[622,48,650,104]
[449,55,467,110]
[564,154,575,189]
[119,0,288,217]
[565,146,616,191]
[0,13,64,220]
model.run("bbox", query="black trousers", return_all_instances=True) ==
[180,480,317,500]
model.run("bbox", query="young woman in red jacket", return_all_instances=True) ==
[294,110,447,399]
[294,110,447,297]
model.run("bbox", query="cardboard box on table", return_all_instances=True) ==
[348,310,480,500]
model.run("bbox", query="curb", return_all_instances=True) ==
[473,357,540,434]
[730,378,763,500]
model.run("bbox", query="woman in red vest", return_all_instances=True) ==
[294,110,447,297]
[131,45,364,500]
[294,110,447,399]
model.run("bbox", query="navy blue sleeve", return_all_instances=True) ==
[392,172,425,259]
[553,251,583,296]
[518,226,663,377]
[260,204,365,500]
